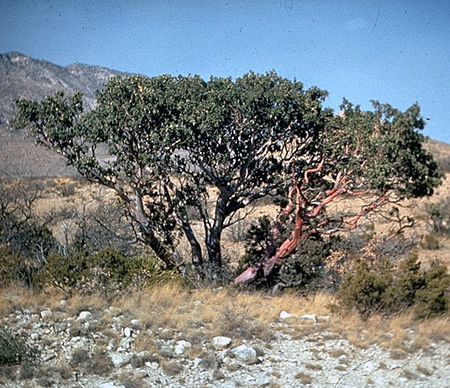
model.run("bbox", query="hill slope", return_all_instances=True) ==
[0,52,127,177]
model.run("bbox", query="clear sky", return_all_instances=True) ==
[1,0,449,142]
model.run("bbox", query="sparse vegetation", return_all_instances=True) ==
[0,328,28,366]
[337,254,449,318]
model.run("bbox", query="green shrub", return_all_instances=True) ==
[37,248,178,296]
[421,234,440,250]
[337,254,450,318]
[415,261,450,318]
[0,247,42,288]
[337,259,393,316]
[0,329,27,366]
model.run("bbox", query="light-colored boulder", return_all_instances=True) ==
[110,352,133,368]
[77,311,93,322]
[300,314,317,323]
[231,344,258,364]
[279,311,292,320]
[212,336,232,349]
[174,340,192,355]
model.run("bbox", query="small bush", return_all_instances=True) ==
[0,329,27,366]
[0,247,41,288]
[421,234,440,250]
[337,254,450,318]
[37,248,177,297]
[426,200,450,235]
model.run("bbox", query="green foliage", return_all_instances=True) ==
[14,72,441,272]
[0,247,41,288]
[0,329,27,366]
[337,254,450,318]
[36,249,177,296]
[415,261,450,318]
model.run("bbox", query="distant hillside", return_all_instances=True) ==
[0,52,128,177]
[0,52,127,127]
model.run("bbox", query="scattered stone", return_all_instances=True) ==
[118,337,133,351]
[130,319,142,329]
[40,310,52,319]
[231,344,258,364]
[175,340,192,355]
[99,382,124,388]
[41,353,56,362]
[279,311,292,320]
[318,315,330,322]
[30,332,39,340]
[77,311,93,322]
[212,336,232,349]
[123,327,133,338]
[110,353,133,368]
[300,314,318,323]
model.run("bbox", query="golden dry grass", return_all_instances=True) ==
[1,282,447,355]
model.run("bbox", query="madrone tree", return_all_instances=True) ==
[15,72,440,283]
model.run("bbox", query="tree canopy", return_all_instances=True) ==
[15,72,441,283]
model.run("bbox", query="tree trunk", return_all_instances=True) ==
[134,189,181,270]
[205,193,229,267]
[180,222,203,268]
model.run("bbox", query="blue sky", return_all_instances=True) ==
[1,0,449,142]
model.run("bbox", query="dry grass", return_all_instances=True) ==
[2,283,448,357]
[115,283,334,349]
[0,286,66,315]
[295,371,313,384]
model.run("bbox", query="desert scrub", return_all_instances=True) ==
[0,328,28,365]
[36,248,178,297]
[337,254,450,318]
[420,234,440,250]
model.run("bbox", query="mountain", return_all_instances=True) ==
[0,52,128,177]
[0,52,126,127]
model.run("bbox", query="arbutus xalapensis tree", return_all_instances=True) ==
[233,99,441,286]
[14,73,440,284]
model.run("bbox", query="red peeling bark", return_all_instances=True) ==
[232,163,391,287]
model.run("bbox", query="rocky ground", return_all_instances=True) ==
[1,301,449,388]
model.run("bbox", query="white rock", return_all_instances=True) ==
[30,332,40,340]
[232,344,258,364]
[110,353,133,368]
[300,314,317,323]
[99,382,124,388]
[77,311,93,322]
[118,337,133,351]
[40,310,52,319]
[130,319,142,329]
[123,327,132,338]
[212,336,232,349]
[193,358,204,368]
[174,340,192,355]
[279,311,292,320]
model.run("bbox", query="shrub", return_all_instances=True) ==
[0,247,41,288]
[37,248,178,297]
[426,200,450,235]
[337,254,450,318]
[0,329,27,366]
[420,234,440,250]
[337,259,393,316]
[415,261,450,318]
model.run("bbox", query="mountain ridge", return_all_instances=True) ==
[0,51,128,127]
